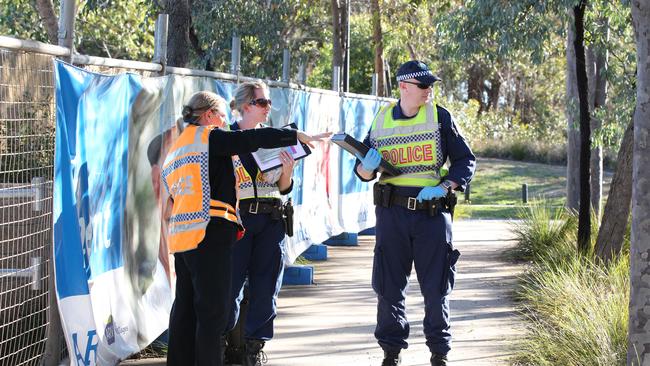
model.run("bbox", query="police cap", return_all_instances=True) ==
[396,60,441,86]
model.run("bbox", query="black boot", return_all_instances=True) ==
[381,350,401,366]
[223,335,244,365]
[243,339,267,366]
[430,353,448,366]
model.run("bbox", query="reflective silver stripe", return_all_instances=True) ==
[239,184,281,200]
[162,125,214,235]
[374,104,391,130]
[169,220,208,234]
[372,103,437,139]
[232,154,282,199]
[369,103,443,182]
[164,126,210,165]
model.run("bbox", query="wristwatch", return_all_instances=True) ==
[440,180,453,191]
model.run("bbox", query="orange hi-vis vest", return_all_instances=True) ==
[161,124,243,253]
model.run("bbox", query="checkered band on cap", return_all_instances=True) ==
[396,70,435,81]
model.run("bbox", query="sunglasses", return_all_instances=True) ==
[249,98,272,108]
[401,80,432,90]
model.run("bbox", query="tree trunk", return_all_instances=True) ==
[370,0,385,97]
[573,1,591,254]
[629,0,650,363]
[486,74,502,112]
[566,13,581,211]
[467,63,486,113]
[331,0,343,91]
[34,0,58,44]
[594,119,632,262]
[588,17,609,217]
[166,0,191,68]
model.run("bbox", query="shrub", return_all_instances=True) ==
[510,203,629,365]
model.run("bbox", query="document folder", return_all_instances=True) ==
[331,133,400,176]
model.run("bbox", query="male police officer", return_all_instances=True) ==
[355,61,476,366]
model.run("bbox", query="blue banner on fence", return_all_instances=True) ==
[54,60,388,365]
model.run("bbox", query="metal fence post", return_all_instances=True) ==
[371,73,378,96]
[282,48,291,83]
[32,176,45,212]
[332,66,340,92]
[230,34,241,77]
[57,0,76,62]
[297,61,306,85]
[153,14,169,75]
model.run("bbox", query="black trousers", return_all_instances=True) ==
[167,220,238,366]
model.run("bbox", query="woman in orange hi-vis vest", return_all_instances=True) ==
[161,91,330,366]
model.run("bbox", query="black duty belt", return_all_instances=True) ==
[240,198,283,215]
[390,194,438,211]
[373,183,457,217]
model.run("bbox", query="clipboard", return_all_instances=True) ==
[331,133,400,176]
[251,123,312,173]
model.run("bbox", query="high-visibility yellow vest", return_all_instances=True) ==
[369,102,445,187]
[161,124,242,253]
[232,155,282,200]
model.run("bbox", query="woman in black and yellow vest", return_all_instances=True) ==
[161,91,329,366]
[224,81,295,366]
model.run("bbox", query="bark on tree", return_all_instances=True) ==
[566,13,581,211]
[594,119,633,262]
[34,0,58,44]
[370,0,385,97]
[573,1,592,254]
[587,17,609,217]
[486,75,502,112]
[166,0,191,68]
[629,0,650,363]
[467,63,486,113]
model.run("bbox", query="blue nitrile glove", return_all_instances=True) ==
[416,186,447,202]
[355,148,382,172]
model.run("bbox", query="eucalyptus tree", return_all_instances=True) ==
[1,0,158,60]
[187,0,328,79]
[629,0,650,362]
[594,1,636,262]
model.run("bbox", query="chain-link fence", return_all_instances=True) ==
[0,33,389,365]
[0,47,56,366]
[0,45,159,366]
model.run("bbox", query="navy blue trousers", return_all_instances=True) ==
[226,212,285,340]
[373,204,458,355]
[167,220,237,366]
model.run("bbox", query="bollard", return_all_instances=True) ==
[464,183,471,202]
[522,183,528,204]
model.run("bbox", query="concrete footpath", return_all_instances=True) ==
[122,219,524,366]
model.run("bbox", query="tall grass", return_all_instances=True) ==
[508,202,577,262]
[511,203,629,366]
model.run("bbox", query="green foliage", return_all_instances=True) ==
[514,254,629,366]
[0,0,158,61]
[76,0,158,60]
[190,0,329,79]
[509,203,578,262]
[307,13,375,94]
[0,0,51,42]
[510,203,629,365]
